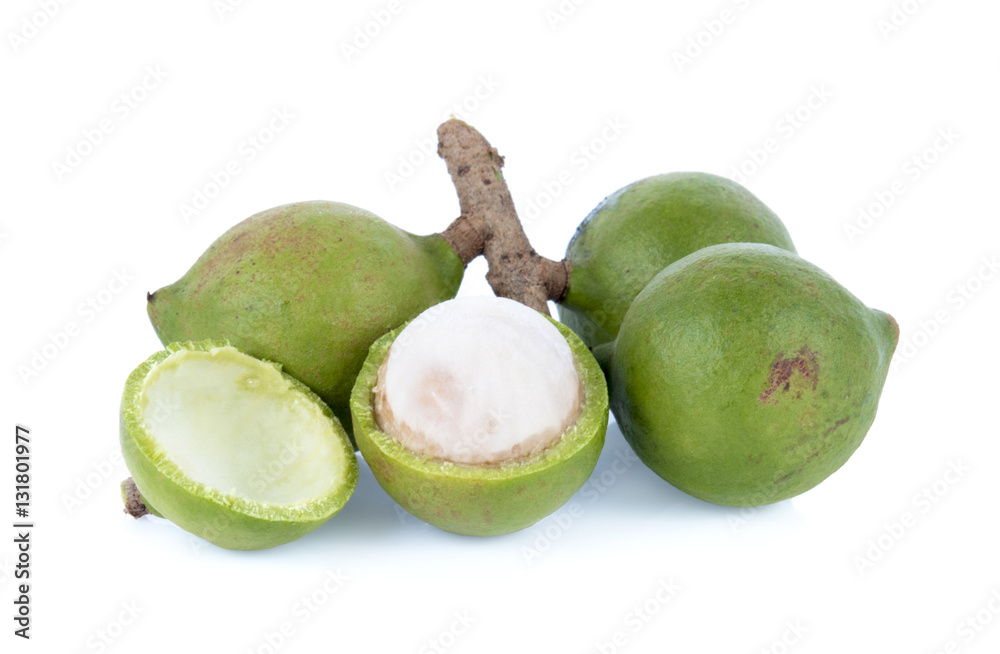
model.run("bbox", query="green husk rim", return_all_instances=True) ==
[351,316,608,484]
[120,340,359,532]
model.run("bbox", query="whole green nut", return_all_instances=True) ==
[147,201,464,438]
[603,243,898,506]
[559,172,796,347]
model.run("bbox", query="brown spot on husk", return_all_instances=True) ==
[824,416,850,435]
[759,346,819,405]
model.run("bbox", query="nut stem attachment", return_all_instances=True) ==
[121,477,151,519]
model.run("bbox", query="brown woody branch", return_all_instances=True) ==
[436,119,570,315]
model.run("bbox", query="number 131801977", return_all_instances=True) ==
[15,426,30,518]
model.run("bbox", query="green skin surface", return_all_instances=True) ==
[351,319,609,537]
[559,172,796,347]
[120,340,359,550]
[608,244,898,507]
[147,201,464,440]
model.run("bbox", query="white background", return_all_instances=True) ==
[2,1,999,652]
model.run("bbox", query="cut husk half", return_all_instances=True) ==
[120,340,358,550]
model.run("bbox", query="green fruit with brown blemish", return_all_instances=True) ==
[602,243,898,506]
[147,201,465,440]
[559,173,796,347]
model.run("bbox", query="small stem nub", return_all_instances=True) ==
[122,477,151,519]
[440,214,486,266]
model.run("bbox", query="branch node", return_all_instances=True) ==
[436,119,571,313]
